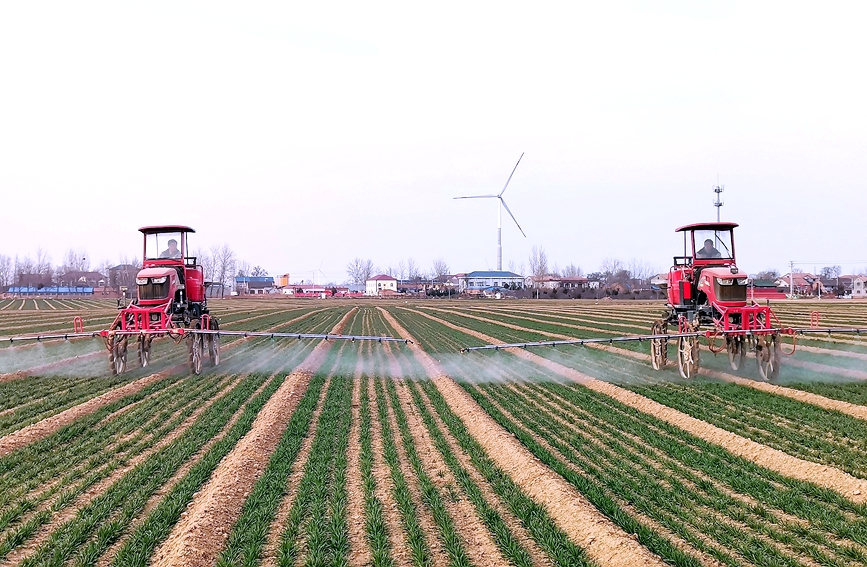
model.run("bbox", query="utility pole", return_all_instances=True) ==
[712,175,724,222]
[789,260,795,297]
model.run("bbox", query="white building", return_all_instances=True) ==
[853,276,867,298]
[458,271,524,292]
[366,274,398,296]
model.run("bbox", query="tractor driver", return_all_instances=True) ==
[160,239,181,259]
[696,238,721,259]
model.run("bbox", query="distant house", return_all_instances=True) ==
[533,275,588,290]
[776,273,820,295]
[366,274,398,296]
[235,276,276,295]
[59,271,107,288]
[458,271,524,293]
[853,276,867,298]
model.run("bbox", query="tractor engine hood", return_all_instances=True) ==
[697,266,750,304]
[137,267,177,281]
[136,267,179,303]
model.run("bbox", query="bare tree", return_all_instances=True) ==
[528,246,548,285]
[397,260,407,280]
[405,258,420,281]
[627,258,656,284]
[235,261,251,278]
[563,263,583,277]
[251,266,268,277]
[346,258,374,285]
[820,266,842,279]
[15,255,33,284]
[197,248,216,283]
[215,245,236,297]
[58,249,91,276]
[35,248,53,281]
[0,255,12,287]
[755,269,780,281]
[431,258,450,279]
[600,258,624,284]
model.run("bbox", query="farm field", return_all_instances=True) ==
[1,298,866,566]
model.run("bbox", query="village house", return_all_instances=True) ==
[366,274,398,296]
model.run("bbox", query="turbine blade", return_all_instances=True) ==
[453,194,498,199]
[499,197,526,237]
[499,152,524,197]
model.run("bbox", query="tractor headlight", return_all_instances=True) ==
[737,278,749,285]
[718,278,733,286]
[152,276,168,284]
[136,277,148,285]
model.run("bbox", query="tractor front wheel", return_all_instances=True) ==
[727,335,746,371]
[138,336,152,368]
[677,335,700,379]
[756,334,781,381]
[207,319,220,367]
[188,333,203,375]
[110,336,128,376]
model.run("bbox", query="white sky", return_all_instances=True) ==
[1,1,865,282]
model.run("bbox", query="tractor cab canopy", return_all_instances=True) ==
[139,226,195,263]
[674,222,738,267]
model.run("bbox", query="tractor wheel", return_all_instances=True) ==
[726,335,746,371]
[677,335,700,379]
[207,319,220,367]
[650,319,668,370]
[188,333,203,375]
[110,336,128,376]
[756,334,781,381]
[138,336,152,368]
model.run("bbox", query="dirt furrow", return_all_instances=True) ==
[411,381,555,567]
[346,362,371,567]
[259,376,332,566]
[150,308,355,567]
[393,379,512,567]
[368,377,413,567]
[381,377,450,567]
[379,307,666,567]
[405,307,867,503]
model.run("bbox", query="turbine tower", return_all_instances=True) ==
[454,153,527,271]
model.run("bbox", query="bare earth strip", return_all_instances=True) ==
[346,361,372,566]
[259,376,332,566]
[378,307,666,567]
[430,306,867,423]
[404,307,867,504]
[151,307,356,567]
[392,379,512,567]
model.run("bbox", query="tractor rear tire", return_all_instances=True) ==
[650,320,668,370]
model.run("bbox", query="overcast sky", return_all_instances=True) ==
[2,1,865,282]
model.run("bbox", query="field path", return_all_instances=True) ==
[151,307,356,567]
[378,307,667,567]
[404,307,867,504]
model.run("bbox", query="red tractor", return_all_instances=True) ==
[650,222,783,380]
[104,225,219,375]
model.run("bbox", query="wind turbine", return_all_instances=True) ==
[454,153,527,271]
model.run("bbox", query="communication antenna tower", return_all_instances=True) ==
[712,174,724,222]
